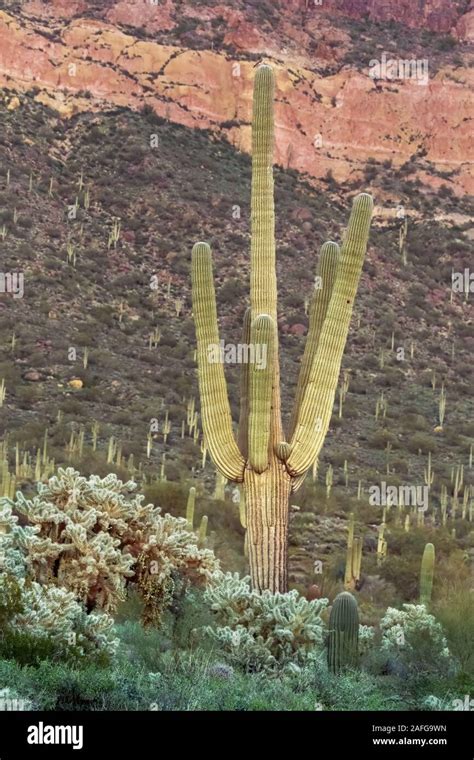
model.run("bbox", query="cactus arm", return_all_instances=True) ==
[250,65,276,322]
[290,472,307,493]
[191,242,245,481]
[237,308,251,458]
[289,241,340,439]
[248,314,276,473]
[250,64,283,446]
[287,193,373,476]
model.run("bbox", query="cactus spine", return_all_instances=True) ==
[327,592,359,673]
[420,542,435,607]
[191,64,373,592]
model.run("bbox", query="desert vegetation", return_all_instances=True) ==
[0,8,472,716]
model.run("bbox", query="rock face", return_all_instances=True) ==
[0,2,472,194]
[321,0,473,36]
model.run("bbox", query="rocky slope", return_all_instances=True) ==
[0,1,472,194]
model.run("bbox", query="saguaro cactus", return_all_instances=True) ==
[344,513,362,590]
[191,64,373,592]
[186,486,196,530]
[327,591,359,673]
[420,542,435,607]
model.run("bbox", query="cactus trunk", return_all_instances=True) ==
[245,457,292,593]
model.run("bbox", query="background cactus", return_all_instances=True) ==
[420,542,435,607]
[344,513,362,590]
[191,64,373,592]
[327,591,359,673]
[186,486,196,530]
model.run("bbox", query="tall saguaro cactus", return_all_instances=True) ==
[191,64,373,592]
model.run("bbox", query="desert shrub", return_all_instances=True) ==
[368,429,398,449]
[406,433,437,454]
[0,658,154,711]
[379,604,451,677]
[434,586,474,675]
[378,554,425,601]
[201,572,328,672]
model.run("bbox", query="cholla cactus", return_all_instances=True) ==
[380,604,450,674]
[9,580,119,659]
[358,624,375,656]
[1,468,219,626]
[191,65,373,592]
[0,503,118,659]
[202,572,328,672]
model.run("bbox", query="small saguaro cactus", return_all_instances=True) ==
[325,464,334,499]
[186,486,196,530]
[327,591,359,673]
[420,542,435,607]
[191,64,373,592]
[344,513,362,590]
[399,216,408,266]
[198,514,208,544]
[377,523,387,565]
[424,451,434,489]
